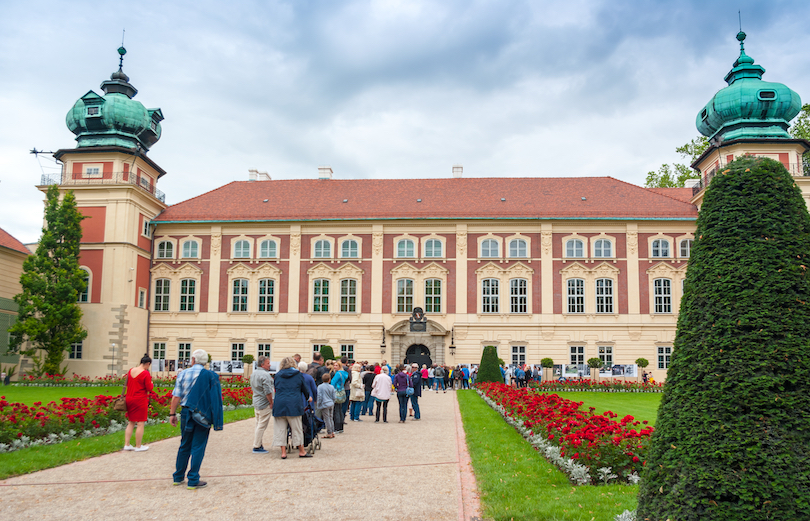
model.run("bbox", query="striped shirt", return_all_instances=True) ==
[173,364,204,405]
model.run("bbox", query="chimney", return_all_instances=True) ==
[248,168,258,181]
[318,166,333,180]
[452,165,463,178]
[257,171,271,181]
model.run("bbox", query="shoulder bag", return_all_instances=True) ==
[113,371,129,412]
[334,388,347,404]
[405,375,414,397]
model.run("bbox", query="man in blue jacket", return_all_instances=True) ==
[169,349,223,489]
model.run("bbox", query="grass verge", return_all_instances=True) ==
[0,386,176,405]
[548,392,662,426]
[457,390,637,521]
[0,407,255,480]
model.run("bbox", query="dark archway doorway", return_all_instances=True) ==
[404,344,432,369]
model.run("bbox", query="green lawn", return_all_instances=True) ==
[458,390,637,521]
[0,386,175,405]
[550,392,662,426]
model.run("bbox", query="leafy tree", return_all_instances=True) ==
[9,185,87,376]
[637,157,810,520]
[789,103,810,175]
[319,345,335,362]
[645,136,710,188]
[476,345,502,384]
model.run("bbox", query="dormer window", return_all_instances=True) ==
[757,90,777,101]
[150,121,157,132]
[86,106,101,116]
[700,108,708,121]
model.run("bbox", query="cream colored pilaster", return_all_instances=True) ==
[207,225,222,313]
[287,224,302,317]
[626,223,640,315]
[455,224,467,315]
[371,224,383,314]
[540,222,553,315]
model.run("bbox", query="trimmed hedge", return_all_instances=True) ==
[476,345,502,384]
[638,157,810,520]
[319,345,335,362]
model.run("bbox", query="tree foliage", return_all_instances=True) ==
[476,345,502,384]
[789,103,810,175]
[319,345,335,362]
[9,185,87,376]
[645,136,710,188]
[637,157,810,520]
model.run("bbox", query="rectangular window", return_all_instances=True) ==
[85,167,101,178]
[312,344,322,356]
[69,341,83,360]
[142,218,150,238]
[178,342,192,361]
[397,279,413,313]
[598,346,613,368]
[340,344,354,360]
[153,342,167,360]
[231,343,245,362]
[658,346,672,369]
[154,279,170,311]
[596,278,613,313]
[313,279,329,312]
[425,279,442,313]
[232,279,248,312]
[654,278,672,313]
[510,278,527,313]
[180,279,196,312]
[258,343,271,359]
[482,279,499,313]
[259,279,274,312]
[139,176,151,190]
[570,345,585,365]
[86,106,100,116]
[138,289,146,309]
[511,345,526,366]
[567,279,584,313]
[340,279,357,313]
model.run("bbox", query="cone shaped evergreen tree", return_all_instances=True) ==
[637,157,810,520]
[476,345,503,384]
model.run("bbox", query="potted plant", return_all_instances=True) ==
[242,354,255,379]
[587,357,603,386]
[540,358,554,382]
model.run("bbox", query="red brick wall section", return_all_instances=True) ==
[138,215,151,251]
[71,162,113,180]
[136,254,150,307]
[79,249,103,304]
[78,206,106,243]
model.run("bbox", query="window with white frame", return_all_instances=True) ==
[314,240,331,258]
[182,240,199,259]
[654,278,672,313]
[178,342,192,361]
[153,342,167,359]
[340,279,357,312]
[594,239,612,258]
[78,269,90,303]
[138,289,146,309]
[86,106,101,116]
[566,239,584,258]
[142,219,150,238]
[480,239,499,258]
[570,345,584,365]
[510,278,527,313]
[425,279,441,313]
[509,239,527,258]
[341,240,358,258]
[567,279,585,313]
[397,239,415,258]
[341,344,354,360]
[598,346,613,367]
[652,239,670,258]
[232,279,248,312]
[511,345,526,366]
[259,279,274,312]
[154,279,170,311]
[85,166,101,178]
[680,239,693,258]
[258,343,272,359]
[595,278,613,313]
[397,279,414,313]
[231,343,245,361]
[424,239,442,258]
[313,279,329,312]
[311,344,323,356]
[180,279,196,312]
[259,240,277,258]
[234,240,251,258]
[157,241,174,259]
[658,346,672,369]
[482,278,499,313]
[69,341,83,359]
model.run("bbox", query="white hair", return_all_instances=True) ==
[192,349,208,365]
[298,361,308,372]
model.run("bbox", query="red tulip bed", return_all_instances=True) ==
[476,382,654,485]
[530,379,665,393]
[0,387,252,453]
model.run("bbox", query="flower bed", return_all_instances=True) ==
[477,382,653,485]
[0,386,252,453]
[530,379,664,393]
[12,373,250,388]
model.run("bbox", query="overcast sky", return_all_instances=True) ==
[2,0,809,243]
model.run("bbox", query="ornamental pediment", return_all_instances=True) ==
[150,262,174,277]
[592,262,620,279]
[227,263,254,279]
[646,262,679,277]
[559,262,588,278]
[421,262,449,278]
[504,261,534,278]
[475,262,503,278]
[255,263,282,278]
[335,262,365,278]
[151,262,203,278]
[390,262,419,278]
[307,262,335,278]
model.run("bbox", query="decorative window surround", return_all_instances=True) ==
[258,235,281,259]
[676,233,695,259]
[180,236,202,260]
[421,234,446,259]
[390,262,449,317]
[559,261,620,316]
[226,262,283,315]
[338,234,363,258]
[155,238,176,259]
[590,233,616,259]
[393,233,419,258]
[307,262,364,316]
[475,261,534,316]
[310,235,335,260]
[506,234,531,259]
[646,262,686,316]
[477,234,502,259]
[230,235,254,260]
[150,262,204,314]
[648,234,673,259]
[562,233,587,259]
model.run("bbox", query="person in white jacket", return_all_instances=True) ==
[370,366,392,423]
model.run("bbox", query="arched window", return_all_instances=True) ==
[654,278,672,313]
[424,239,442,258]
[313,279,329,312]
[652,239,670,258]
[259,279,274,312]
[595,278,613,313]
[425,279,442,313]
[341,240,358,258]
[340,279,357,312]
[594,239,612,258]
[566,239,584,258]
[397,279,414,312]
[234,240,251,258]
[680,239,693,258]
[482,278,499,313]
[157,241,173,259]
[259,240,277,258]
[154,279,170,311]
[180,279,196,312]
[567,278,584,313]
[78,269,90,303]
[232,279,248,312]
[181,240,199,259]
[314,240,331,258]
[510,278,527,313]
[481,239,499,258]
[397,239,415,258]
[509,239,527,258]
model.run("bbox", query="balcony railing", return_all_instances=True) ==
[692,162,809,197]
[40,171,166,203]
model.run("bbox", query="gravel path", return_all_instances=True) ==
[0,389,481,521]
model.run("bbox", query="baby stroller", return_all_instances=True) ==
[287,404,323,454]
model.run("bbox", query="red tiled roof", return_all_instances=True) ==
[0,227,31,255]
[156,177,698,223]
[645,187,695,204]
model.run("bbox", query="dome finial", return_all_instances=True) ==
[118,29,126,71]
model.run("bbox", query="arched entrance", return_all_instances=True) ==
[404,344,432,369]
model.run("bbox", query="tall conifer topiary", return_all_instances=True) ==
[476,345,503,384]
[637,157,810,520]
[319,345,335,362]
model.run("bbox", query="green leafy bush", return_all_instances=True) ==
[476,346,503,384]
[638,157,810,520]
[540,358,554,368]
[319,345,335,362]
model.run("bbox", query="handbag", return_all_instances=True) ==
[334,388,347,404]
[405,375,414,396]
[113,373,128,412]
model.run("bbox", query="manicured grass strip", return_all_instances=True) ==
[458,390,637,521]
[1,386,174,406]
[553,392,662,427]
[0,408,255,480]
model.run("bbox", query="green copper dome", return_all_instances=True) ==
[66,47,164,151]
[696,32,801,142]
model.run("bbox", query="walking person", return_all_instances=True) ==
[316,373,336,438]
[434,364,446,392]
[427,365,435,391]
[272,357,313,459]
[169,349,223,489]
[330,361,348,434]
[462,365,470,389]
[250,355,274,454]
[393,365,412,423]
[349,363,364,421]
[443,365,451,391]
[123,353,154,452]
[410,363,422,420]
[371,366,392,422]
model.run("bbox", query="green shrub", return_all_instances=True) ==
[476,346,502,384]
[635,358,649,369]
[540,358,554,368]
[241,354,254,365]
[319,345,335,362]
[638,157,810,520]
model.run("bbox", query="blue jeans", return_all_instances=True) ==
[434,378,445,391]
[397,392,408,422]
[428,377,434,389]
[350,400,363,420]
[173,408,211,486]
[362,390,374,415]
[410,394,420,419]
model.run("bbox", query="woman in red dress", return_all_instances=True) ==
[123,354,154,452]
